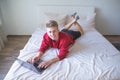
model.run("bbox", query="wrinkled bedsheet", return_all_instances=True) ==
[4,28,120,80]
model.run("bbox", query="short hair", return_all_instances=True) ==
[46,20,58,28]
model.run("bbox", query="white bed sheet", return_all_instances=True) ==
[4,27,120,80]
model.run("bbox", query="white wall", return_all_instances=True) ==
[0,0,120,35]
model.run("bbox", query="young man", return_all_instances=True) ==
[28,13,84,69]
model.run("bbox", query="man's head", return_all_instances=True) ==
[46,20,59,41]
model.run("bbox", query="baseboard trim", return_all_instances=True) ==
[7,35,31,37]
[103,35,120,37]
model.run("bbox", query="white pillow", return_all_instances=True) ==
[82,13,96,27]
[44,12,67,27]
[39,12,96,32]
[66,13,96,31]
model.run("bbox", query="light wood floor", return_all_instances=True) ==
[0,36,30,80]
[0,35,120,80]
[104,35,120,43]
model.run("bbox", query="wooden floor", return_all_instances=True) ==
[104,35,120,43]
[0,36,30,80]
[0,35,120,80]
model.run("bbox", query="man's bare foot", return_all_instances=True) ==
[71,12,77,18]
[75,15,80,21]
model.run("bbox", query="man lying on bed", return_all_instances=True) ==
[28,13,84,69]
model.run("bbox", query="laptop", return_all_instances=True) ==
[15,58,46,74]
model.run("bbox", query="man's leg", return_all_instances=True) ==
[74,21,84,35]
[64,15,84,35]
[63,13,77,30]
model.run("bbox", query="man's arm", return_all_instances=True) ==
[50,57,60,63]
[38,57,60,68]
[28,51,44,64]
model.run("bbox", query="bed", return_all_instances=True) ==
[4,6,120,80]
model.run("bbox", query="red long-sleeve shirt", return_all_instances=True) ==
[39,32,74,60]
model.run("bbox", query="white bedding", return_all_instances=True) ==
[4,6,120,80]
[4,27,120,80]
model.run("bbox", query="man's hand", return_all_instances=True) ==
[27,52,43,64]
[38,57,60,68]
[38,60,53,68]
[28,55,40,64]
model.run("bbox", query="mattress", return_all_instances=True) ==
[4,27,120,80]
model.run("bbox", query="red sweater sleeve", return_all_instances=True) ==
[39,33,50,53]
[58,42,69,60]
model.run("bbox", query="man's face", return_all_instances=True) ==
[46,27,59,41]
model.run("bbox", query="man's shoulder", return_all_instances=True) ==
[44,32,47,36]
[59,32,74,44]
[43,33,50,40]
[43,32,48,37]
